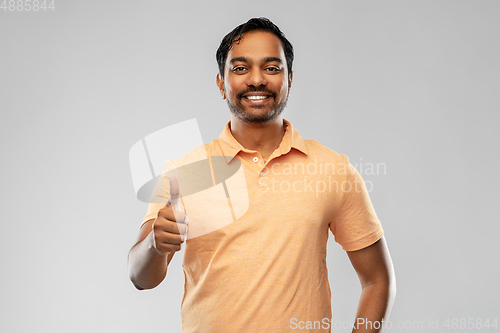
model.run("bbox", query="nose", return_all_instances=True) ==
[246,68,267,87]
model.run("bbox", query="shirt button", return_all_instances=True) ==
[253,157,259,162]
[260,172,265,177]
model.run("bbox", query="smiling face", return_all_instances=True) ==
[216,31,293,124]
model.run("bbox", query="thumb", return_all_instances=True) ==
[167,175,181,211]
[167,175,189,229]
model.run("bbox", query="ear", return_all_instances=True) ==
[216,73,226,99]
[288,71,293,90]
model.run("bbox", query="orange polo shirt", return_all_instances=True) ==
[141,119,384,332]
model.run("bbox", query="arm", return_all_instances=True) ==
[128,177,188,290]
[347,236,396,333]
[127,219,175,290]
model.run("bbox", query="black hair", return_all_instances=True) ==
[216,17,294,79]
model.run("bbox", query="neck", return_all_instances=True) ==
[229,115,285,161]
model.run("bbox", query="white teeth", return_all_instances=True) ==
[245,95,269,100]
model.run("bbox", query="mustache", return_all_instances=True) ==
[237,86,276,99]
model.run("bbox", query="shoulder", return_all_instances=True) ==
[303,138,349,164]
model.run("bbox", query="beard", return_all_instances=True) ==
[225,86,289,124]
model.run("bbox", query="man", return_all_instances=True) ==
[128,17,396,332]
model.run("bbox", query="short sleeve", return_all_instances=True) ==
[140,159,186,229]
[329,155,384,251]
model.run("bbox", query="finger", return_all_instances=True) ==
[157,233,185,245]
[156,243,181,255]
[168,176,181,211]
[158,207,187,225]
[155,219,188,235]
[167,176,188,226]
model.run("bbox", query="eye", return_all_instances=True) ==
[232,67,247,72]
[266,67,281,73]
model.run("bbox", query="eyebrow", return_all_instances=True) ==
[229,56,283,66]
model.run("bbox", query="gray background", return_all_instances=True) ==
[1,0,499,332]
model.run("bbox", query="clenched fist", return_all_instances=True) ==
[150,176,189,255]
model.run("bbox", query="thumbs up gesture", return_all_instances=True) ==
[151,176,189,255]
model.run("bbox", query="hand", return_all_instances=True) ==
[150,176,189,255]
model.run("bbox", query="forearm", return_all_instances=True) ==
[128,230,169,290]
[352,281,396,333]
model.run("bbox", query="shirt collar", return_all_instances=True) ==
[217,118,309,164]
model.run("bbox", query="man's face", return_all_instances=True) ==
[216,31,293,124]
